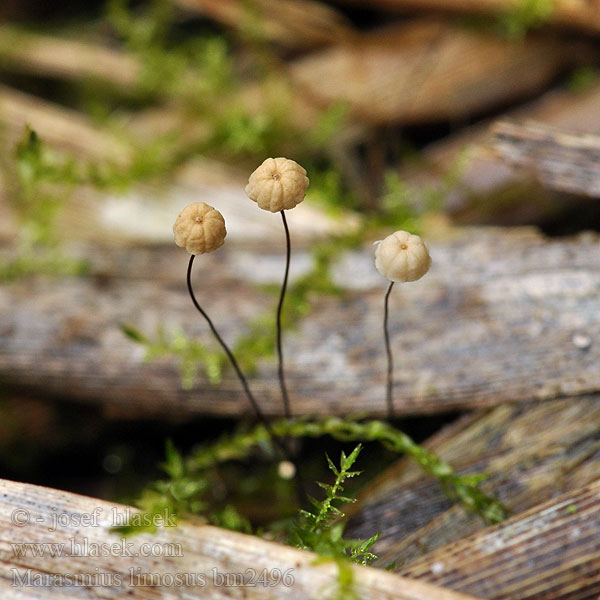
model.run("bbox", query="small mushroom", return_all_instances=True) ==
[244,157,310,419]
[375,230,431,419]
[245,157,309,213]
[173,202,226,255]
[174,202,282,458]
[375,230,431,283]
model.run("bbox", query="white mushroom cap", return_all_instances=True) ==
[245,157,309,212]
[375,230,431,283]
[173,202,227,255]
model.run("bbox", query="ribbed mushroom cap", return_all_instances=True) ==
[245,157,309,212]
[375,230,431,283]
[173,202,227,255]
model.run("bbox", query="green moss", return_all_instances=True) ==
[11,128,77,245]
[0,248,89,283]
[292,444,380,565]
[367,147,470,233]
[105,0,347,165]
[211,504,253,534]
[146,417,505,524]
[120,324,224,388]
[119,415,506,575]
[566,66,600,94]
[306,165,360,215]
[0,128,92,280]
[496,0,554,38]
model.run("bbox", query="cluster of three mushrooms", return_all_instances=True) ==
[173,157,431,423]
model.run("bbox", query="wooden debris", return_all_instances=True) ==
[289,20,568,124]
[347,396,600,566]
[0,20,574,129]
[0,478,480,600]
[1,227,599,417]
[172,0,355,49]
[400,480,600,600]
[0,31,359,158]
[333,0,600,34]
[397,81,600,225]
[490,120,600,198]
[0,26,139,89]
[0,85,129,162]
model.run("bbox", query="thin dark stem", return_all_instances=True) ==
[383,280,395,420]
[277,210,292,418]
[187,254,269,424]
[186,254,307,503]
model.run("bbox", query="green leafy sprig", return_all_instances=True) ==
[135,416,506,536]
[292,444,380,565]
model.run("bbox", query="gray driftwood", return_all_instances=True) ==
[399,82,600,225]
[401,479,600,600]
[0,479,478,600]
[490,120,600,198]
[1,227,599,417]
[347,396,600,568]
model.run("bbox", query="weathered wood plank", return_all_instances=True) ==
[400,480,600,600]
[1,227,599,417]
[289,20,569,124]
[0,27,140,89]
[397,81,600,226]
[490,120,600,198]
[0,479,479,600]
[347,396,600,567]
[0,85,129,162]
[0,30,336,139]
[0,20,573,127]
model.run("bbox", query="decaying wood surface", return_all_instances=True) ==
[0,27,319,136]
[432,80,600,170]
[0,479,479,600]
[397,81,600,225]
[400,479,600,600]
[0,27,140,89]
[335,0,600,34]
[0,85,129,163]
[490,120,600,198]
[0,20,574,128]
[347,395,600,567]
[289,20,568,125]
[1,227,599,417]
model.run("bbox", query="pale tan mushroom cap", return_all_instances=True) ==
[245,157,309,212]
[375,230,431,283]
[173,202,227,255]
